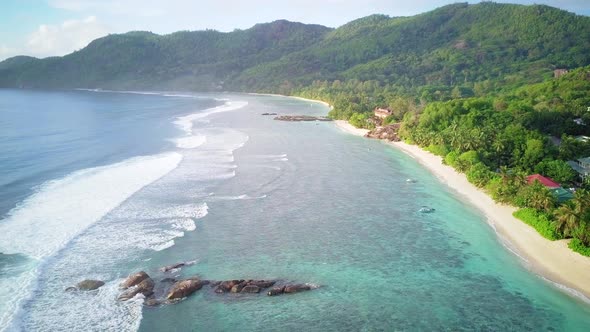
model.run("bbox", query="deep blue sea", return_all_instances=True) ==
[0,89,589,331]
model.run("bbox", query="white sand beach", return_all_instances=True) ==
[334,120,590,301]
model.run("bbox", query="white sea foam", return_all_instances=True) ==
[174,135,207,149]
[207,194,267,201]
[0,152,182,259]
[173,101,248,135]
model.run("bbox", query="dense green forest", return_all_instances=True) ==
[2,2,590,255]
[1,2,590,96]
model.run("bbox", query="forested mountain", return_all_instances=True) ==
[0,21,330,90]
[1,2,589,95]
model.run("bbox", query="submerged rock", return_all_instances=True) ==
[120,271,150,289]
[267,286,285,296]
[241,285,261,293]
[76,279,105,291]
[144,298,161,307]
[418,207,435,213]
[166,279,206,300]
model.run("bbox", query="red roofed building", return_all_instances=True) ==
[526,174,561,188]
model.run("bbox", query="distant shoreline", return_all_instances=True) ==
[333,119,590,302]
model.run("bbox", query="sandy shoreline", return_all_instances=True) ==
[248,93,332,109]
[334,120,590,301]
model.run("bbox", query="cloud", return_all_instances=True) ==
[25,16,109,58]
[0,45,18,60]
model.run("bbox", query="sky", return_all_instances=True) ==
[1,0,589,61]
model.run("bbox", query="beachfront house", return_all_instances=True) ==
[568,157,590,181]
[527,174,574,202]
[374,108,392,119]
[526,174,561,188]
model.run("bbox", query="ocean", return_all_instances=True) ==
[0,89,589,331]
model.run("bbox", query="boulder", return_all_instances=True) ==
[230,283,245,293]
[248,280,276,289]
[241,285,261,293]
[120,271,150,289]
[118,277,155,301]
[267,286,285,296]
[166,279,205,300]
[65,286,77,292]
[76,279,105,291]
[215,280,243,293]
[284,284,312,294]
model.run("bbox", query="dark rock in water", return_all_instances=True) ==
[76,279,105,291]
[418,207,435,213]
[215,280,243,293]
[241,285,261,293]
[118,277,155,301]
[261,112,278,116]
[267,286,285,296]
[230,283,245,293]
[166,279,205,300]
[274,115,332,122]
[284,284,312,294]
[161,278,178,283]
[120,271,150,289]
[65,286,77,292]
[160,263,185,273]
[248,280,276,289]
[144,298,161,307]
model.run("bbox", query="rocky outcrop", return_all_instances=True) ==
[120,271,150,289]
[274,115,332,122]
[76,279,105,291]
[166,279,207,300]
[365,124,401,141]
[268,284,315,296]
[215,279,276,294]
[118,272,155,301]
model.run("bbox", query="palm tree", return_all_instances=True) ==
[573,189,590,215]
[530,188,556,212]
[554,202,580,237]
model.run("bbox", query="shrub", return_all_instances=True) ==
[426,144,450,157]
[513,208,562,240]
[569,238,590,257]
[444,150,459,166]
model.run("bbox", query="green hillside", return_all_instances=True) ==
[1,2,589,96]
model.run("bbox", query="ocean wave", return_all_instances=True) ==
[0,152,183,259]
[173,101,248,135]
[207,194,267,201]
[174,135,207,149]
[0,152,181,331]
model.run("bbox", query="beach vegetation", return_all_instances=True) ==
[513,208,562,241]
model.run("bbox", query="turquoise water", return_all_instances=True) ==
[1,91,589,331]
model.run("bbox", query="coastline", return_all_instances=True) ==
[334,119,590,301]
[248,93,332,109]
